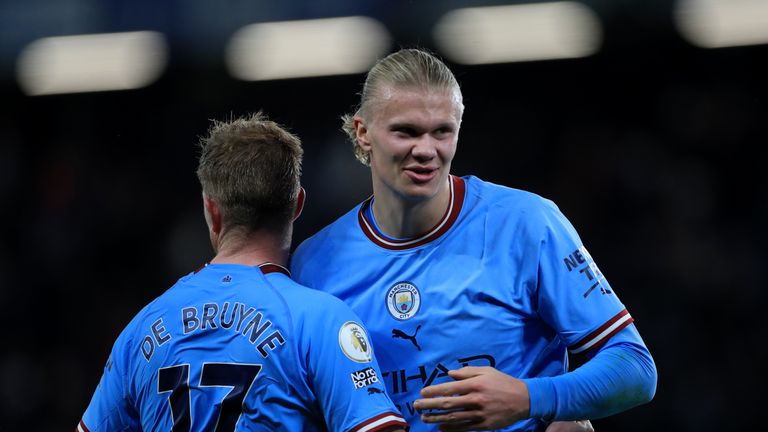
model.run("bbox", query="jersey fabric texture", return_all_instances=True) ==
[78,263,407,432]
[290,175,649,431]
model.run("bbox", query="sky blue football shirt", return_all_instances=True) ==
[78,263,407,432]
[291,176,637,431]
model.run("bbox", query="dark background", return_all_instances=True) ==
[1,1,765,431]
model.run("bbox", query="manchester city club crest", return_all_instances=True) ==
[386,281,421,320]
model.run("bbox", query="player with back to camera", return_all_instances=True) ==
[289,49,657,431]
[76,113,409,432]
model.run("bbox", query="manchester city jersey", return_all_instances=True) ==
[290,175,635,431]
[77,263,407,432]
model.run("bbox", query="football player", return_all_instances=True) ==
[77,113,408,432]
[291,49,656,431]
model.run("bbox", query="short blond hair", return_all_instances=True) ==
[196,112,303,231]
[341,48,463,165]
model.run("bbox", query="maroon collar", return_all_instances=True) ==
[258,262,291,276]
[358,175,465,250]
[193,262,291,277]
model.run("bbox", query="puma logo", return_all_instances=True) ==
[392,325,422,351]
[367,387,384,395]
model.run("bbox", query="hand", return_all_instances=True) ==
[545,420,594,432]
[412,366,529,431]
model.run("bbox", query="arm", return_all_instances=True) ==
[413,326,655,430]
[77,333,141,432]
[525,326,657,421]
[414,367,595,431]
[307,297,409,432]
[412,199,656,430]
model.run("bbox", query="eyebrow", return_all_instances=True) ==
[389,122,417,129]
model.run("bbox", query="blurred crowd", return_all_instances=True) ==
[1,2,766,431]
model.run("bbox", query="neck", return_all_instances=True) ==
[371,177,451,239]
[209,227,290,267]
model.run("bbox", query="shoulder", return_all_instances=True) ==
[290,203,364,273]
[117,288,172,337]
[119,280,179,338]
[111,272,199,349]
[296,204,363,250]
[463,175,563,221]
[459,175,581,249]
[266,274,363,351]
[102,285,176,374]
[267,273,357,319]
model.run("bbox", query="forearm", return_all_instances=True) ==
[523,331,657,421]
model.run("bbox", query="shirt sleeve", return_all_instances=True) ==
[523,198,656,419]
[77,330,140,432]
[534,199,634,358]
[305,296,408,432]
[524,324,657,420]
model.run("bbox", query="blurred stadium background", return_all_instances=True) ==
[1,0,766,430]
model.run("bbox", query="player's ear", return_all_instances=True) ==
[354,116,371,152]
[293,187,306,221]
[203,193,222,234]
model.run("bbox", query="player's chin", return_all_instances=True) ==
[399,184,440,202]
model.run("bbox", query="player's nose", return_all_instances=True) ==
[411,135,438,160]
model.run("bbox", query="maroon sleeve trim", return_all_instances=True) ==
[76,419,91,432]
[568,309,635,355]
[350,411,409,432]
